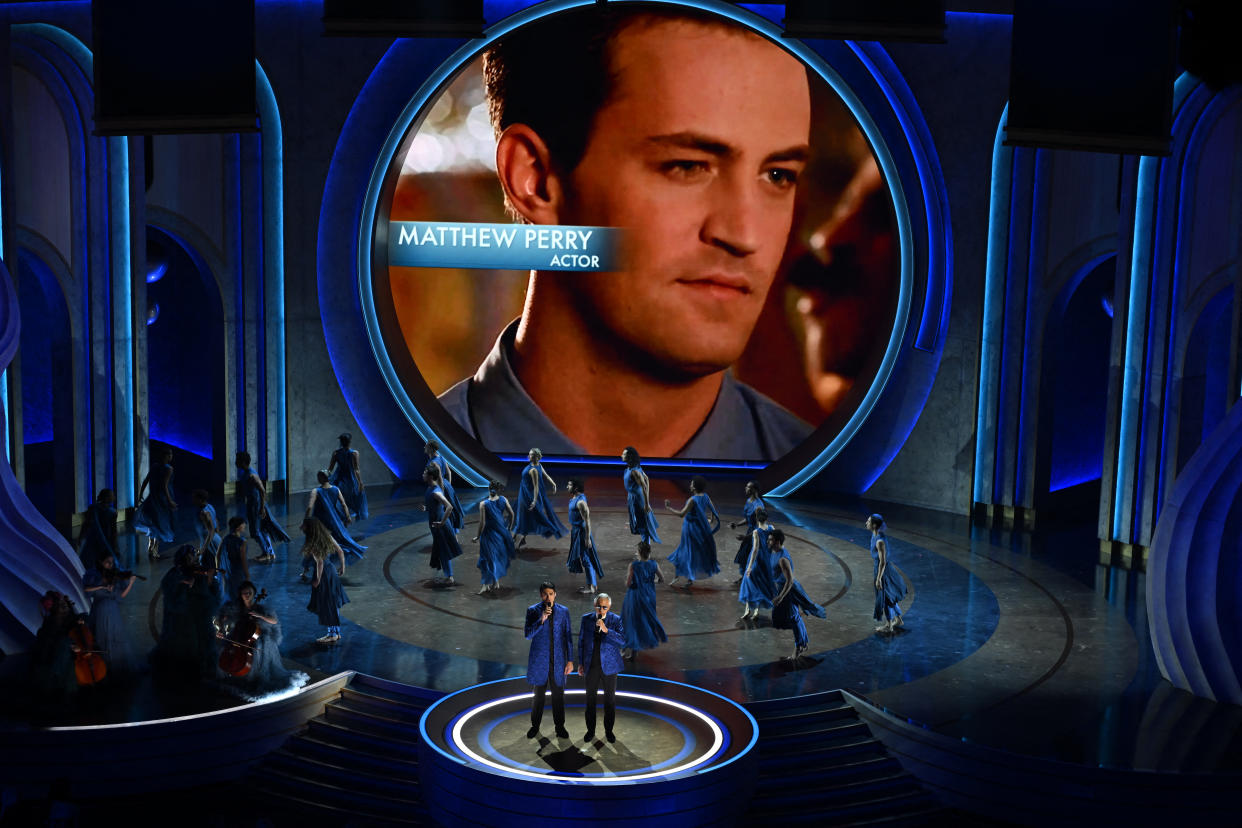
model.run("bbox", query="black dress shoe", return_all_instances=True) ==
[555,726,570,739]
[584,730,595,742]
[526,726,539,738]
[605,731,616,743]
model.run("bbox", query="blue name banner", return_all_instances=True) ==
[388,221,621,271]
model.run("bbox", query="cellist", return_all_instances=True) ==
[28,591,79,704]
[215,581,307,700]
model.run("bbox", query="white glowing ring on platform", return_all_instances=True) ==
[449,690,725,784]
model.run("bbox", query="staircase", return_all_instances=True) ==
[248,673,444,826]
[744,690,945,826]
[243,679,943,826]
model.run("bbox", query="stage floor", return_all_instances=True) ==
[5,479,1240,772]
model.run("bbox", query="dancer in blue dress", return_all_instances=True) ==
[425,441,463,534]
[513,448,565,546]
[235,451,290,563]
[152,545,215,679]
[222,517,250,601]
[768,529,826,660]
[664,476,721,588]
[328,432,368,521]
[622,447,660,544]
[192,489,223,568]
[82,553,139,677]
[306,470,366,560]
[78,489,119,571]
[867,514,906,633]
[565,480,604,595]
[423,464,463,585]
[135,447,177,560]
[738,508,778,620]
[216,581,309,700]
[621,541,666,659]
[303,518,349,644]
[730,481,767,579]
[472,481,516,594]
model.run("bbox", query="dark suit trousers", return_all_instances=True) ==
[584,666,617,735]
[531,666,565,728]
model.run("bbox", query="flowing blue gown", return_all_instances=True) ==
[83,570,139,676]
[331,447,369,520]
[514,463,565,539]
[624,466,661,544]
[566,493,603,582]
[738,525,777,608]
[197,504,229,602]
[78,502,118,570]
[426,485,464,573]
[196,504,223,561]
[622,559,667,652]
[872,533,906,622]
[239,466,291,558]
[135,463,176,542]
[669,494,720,580]
[311,484,367,560]
[217,600,309,700]
[223,534,248,601]
[772,548,826,648]
[732,496,766,571]
[476,496,515,585]
[152,566,209,676]
[308,557,350,626]
[430,456,464,533]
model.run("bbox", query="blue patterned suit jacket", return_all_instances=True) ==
[578,611,625,676]
[525,602,573,687]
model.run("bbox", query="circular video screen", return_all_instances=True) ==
[372,3,901,464]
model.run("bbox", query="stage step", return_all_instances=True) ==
[745,694,945,826]
[246,672,444,825]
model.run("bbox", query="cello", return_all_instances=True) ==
[65,598,107,686]
[217,588,268,677]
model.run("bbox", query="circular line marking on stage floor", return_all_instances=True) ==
[474,705,698,776]
[447,690,725,783]
[381,516,857,638]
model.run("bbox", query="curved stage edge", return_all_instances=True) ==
[418,676,759,826]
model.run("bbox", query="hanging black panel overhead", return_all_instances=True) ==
[1005,0,1177,155]
[782,1,947,43]
[93,0,257,135]
[322,0,485,37]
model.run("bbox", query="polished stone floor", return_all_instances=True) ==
[5,478,1241,773]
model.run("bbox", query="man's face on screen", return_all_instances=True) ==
[556,18,810,379]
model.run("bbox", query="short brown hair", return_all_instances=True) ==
[483,5,740,175]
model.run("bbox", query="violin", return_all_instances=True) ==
[105,567,147,583]
[65,598,107,686]
[217,588,268,677]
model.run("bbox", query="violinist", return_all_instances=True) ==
[151,545,212,679]
[77,488,118,571]
[184,544,223,676]
[222,516,250,601]
[216,581,308,700]
[28,592,79,704]
[194,489,226,583]
[82,553,139,677]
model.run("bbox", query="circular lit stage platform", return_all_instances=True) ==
[418,675,759,826]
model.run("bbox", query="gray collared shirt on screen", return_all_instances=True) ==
[437,321,812,461]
